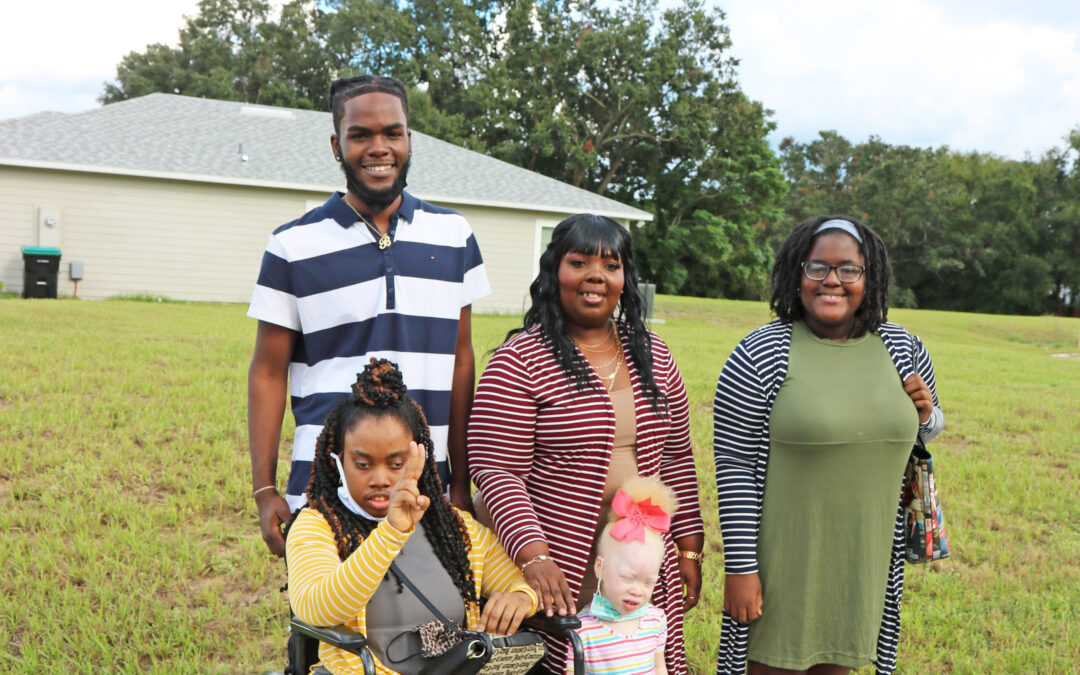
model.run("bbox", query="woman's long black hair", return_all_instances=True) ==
[770,214,892,335]
[506,213,666,413]
[290,358,478,607]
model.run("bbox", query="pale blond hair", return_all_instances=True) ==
[597,475,678,559]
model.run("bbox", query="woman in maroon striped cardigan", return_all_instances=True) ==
[467,214,705,674]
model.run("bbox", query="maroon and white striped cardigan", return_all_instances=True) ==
[468,323,704,674]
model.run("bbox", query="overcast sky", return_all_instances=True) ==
[2,0,1078,161]
[721,0,1080,159]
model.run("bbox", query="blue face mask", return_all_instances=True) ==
[589,592,649,622]
[589,559,649,622]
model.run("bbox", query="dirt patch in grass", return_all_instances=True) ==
[223,577,276,610]
[945,437,977,455]
[6,627,24,658]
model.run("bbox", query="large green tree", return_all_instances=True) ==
[465,0,786,297]
[1035,129,1080,313]
[101,0,332,109]
[317,0,501,146]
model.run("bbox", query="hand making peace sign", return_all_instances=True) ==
[385,441,431,532]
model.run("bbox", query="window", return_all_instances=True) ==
[533,219,559,279]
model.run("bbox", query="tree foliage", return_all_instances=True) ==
[101,0,332,109]
[454,0,787,297]
[778,130,1080,315]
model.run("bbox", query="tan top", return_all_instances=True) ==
[578,384,638,608]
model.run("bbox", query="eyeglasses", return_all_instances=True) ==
[801,261,865,283]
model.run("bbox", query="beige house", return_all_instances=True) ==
[0,94,650,312]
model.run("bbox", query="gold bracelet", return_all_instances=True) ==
[677,549,704,563]
[252,485,277,497]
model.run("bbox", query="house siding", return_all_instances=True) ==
[0,165,561,314]
[463,208,543,316]
[0,166,315,302]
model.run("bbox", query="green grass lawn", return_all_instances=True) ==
[1,296,1077,673]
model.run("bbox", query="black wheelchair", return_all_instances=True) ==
[285,612,584,675]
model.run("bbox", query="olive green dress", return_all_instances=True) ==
[747,321,919,669]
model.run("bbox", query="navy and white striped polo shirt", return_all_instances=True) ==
[248,191,490,510]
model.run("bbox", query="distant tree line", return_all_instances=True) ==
[102,0,1079,316]
[777,131,1080,315]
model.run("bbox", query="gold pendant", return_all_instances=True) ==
[378,234,391,250]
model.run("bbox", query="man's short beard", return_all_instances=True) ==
[340,156,410,214]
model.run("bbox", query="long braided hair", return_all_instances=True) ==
[506,213,667,414]
[295,358,478,606]
[770,214,892,335]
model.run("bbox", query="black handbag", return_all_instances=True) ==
[389,562,546,675]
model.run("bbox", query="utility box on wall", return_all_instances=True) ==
[638,281,656,320]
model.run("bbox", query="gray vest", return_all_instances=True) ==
[365,522,466,674]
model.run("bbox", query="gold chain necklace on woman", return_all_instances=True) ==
[590,348,621,374]
[596,347,623,392]
[576,321,617,352]
[576,323,623,391]
[344,195,391,250]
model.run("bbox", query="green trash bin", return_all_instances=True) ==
[21,246,62,299]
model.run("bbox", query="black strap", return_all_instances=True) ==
[389,561,464,635]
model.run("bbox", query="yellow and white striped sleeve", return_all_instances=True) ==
[286,508,413,626]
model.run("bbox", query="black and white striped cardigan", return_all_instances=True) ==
[712,320,944,675]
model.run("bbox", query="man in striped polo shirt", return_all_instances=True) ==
[246,75,490,557]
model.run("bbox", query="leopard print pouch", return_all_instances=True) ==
[416,618,465,657]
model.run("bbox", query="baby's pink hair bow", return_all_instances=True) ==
[610,489,671,542]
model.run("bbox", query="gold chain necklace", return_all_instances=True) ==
[576,321,617,352]
[598,348,623,392]
[344,195,391,250]
[590,349,621,373]
[585,337,623,392]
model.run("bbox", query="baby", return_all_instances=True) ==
[569,475,676,674]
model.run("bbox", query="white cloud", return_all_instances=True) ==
[0,0,200,118]
[722,0,1080,159]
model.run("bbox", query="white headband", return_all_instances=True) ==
[814,219,862,243]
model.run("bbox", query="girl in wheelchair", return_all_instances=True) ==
[286,358,538,674]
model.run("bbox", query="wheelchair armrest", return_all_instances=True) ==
[289,617,369,655]
[522,612,585,675]
[522,612,581,634]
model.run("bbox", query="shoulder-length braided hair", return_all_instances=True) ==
[294,358,478,607]
[506,213,666,414]
[770,214,892,335]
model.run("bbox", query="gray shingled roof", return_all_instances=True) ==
[0,93,651,220]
